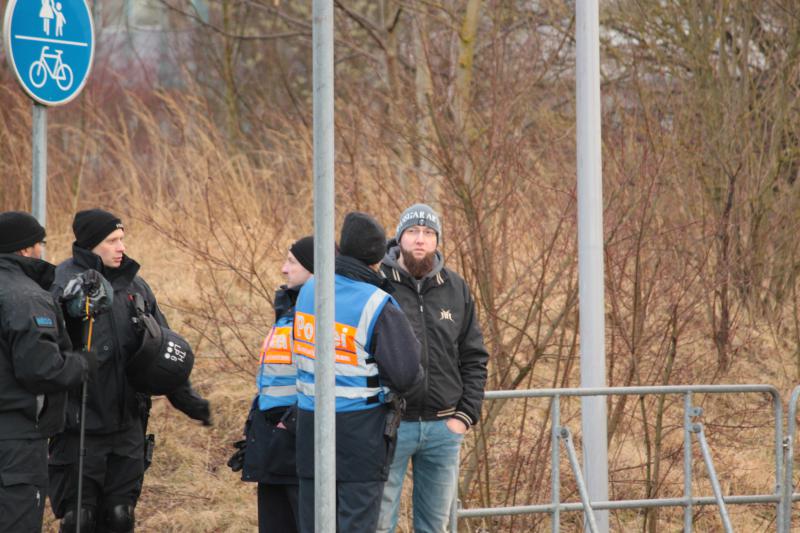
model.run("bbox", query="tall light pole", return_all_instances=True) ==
[576,0,609,531]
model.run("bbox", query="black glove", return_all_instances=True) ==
[184,396,212,426]
[196,399,212,426]
[62,269,114,319]
[168,385,212,426]
[227,440,246,472]
[80,349,98,378]
[129,293,161,342]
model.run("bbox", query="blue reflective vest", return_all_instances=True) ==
[255,313,297,410]
[293,275,393,412]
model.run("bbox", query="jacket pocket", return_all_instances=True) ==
[428,343,463,408]
[243,409,297,481]
[0,440,48,487]
[263,425,297,476]
[0,471,46,488]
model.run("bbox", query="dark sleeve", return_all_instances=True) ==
[167,379,211,424]
[50,278,83,348]
[371,302,423,395]
[6,293,86,394]
[140,280,171,329]
[141,279,211,424]
[454,284,489,427]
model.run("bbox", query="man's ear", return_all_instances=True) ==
[16,245,35,258]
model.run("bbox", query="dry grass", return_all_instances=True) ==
[1,68,796,530]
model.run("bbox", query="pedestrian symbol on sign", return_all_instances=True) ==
[39,0,53,35]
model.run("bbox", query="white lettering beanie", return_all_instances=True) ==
[395,203,442,242]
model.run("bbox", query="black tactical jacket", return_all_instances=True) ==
[381,246,489,427]
[0,254,86,439]
[53,245,208,435]
[242,285,300,485]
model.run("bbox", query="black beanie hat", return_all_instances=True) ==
[339,212,386,266]
[289,236,314,274]
[73,209,124,250]
[0,211,46,253]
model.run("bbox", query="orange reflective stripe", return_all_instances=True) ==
[295,340,315,359]
[264,326,292,364]
[258,329,274,364]
[294,312,315,343]
[293,312,359,366]
[334,322,357,355]
[260,326,293,364]
[334,350,358,366]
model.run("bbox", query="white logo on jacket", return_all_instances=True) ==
[439,309,454,322]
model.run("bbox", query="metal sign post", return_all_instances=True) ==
[32,104,47,229]
[312,0,336,531]
[3,0,95,243]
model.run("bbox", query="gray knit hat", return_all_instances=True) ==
[396,203,442,241]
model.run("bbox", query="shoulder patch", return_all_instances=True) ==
[34,316,55,328]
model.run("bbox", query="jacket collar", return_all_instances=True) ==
[274,284,301,321]
[72,244,140,287]
[0,253,55,289]
[335,255,394,293]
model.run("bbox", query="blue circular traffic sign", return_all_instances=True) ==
[3,0,94,106]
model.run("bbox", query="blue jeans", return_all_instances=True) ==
[377,419,463,533]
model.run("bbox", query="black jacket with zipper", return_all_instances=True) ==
[381,246,489,428]
[52,245,209,435]
[0,254,87,440]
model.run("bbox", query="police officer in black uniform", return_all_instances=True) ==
[48,209,211,533]
[0,211,91,532]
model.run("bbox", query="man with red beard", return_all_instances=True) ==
[377,204,489,533]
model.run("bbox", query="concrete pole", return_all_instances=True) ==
[576,0,609,531]
[312,0,336,531]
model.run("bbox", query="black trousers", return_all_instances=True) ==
[258,482,299,533]
[0,438,48,533]
[48,422,144,519]
[298,478,384,533]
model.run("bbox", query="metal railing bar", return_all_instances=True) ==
[551,395,560,533]
[455,384,784,532]
[773,392,785,532]
[693,423,734,532]
[560,427,599,533]
[684,392,693,533]
[781,385,800,532]
[484,384,780,400]
[456,493,794,518]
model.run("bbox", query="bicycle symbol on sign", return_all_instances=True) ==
[28,46,74,91]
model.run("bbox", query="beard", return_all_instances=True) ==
[400,247,436,279]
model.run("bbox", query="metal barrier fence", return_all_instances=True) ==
[782,384,800,531]
[449,384,800,532]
